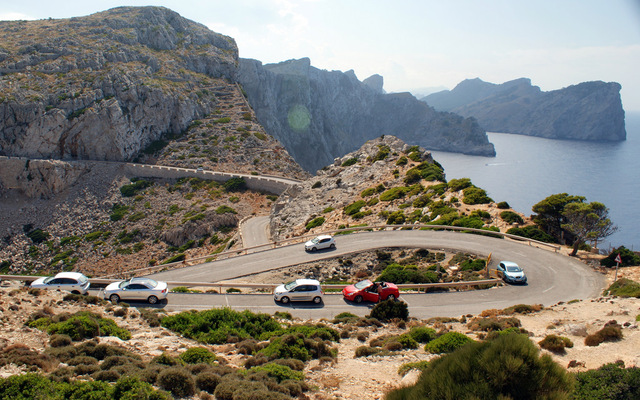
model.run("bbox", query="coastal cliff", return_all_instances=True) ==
[423,78,626,141]
[0,6,238,161]
[238,58,495,172]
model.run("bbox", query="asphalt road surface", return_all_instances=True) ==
[143,230,606,318]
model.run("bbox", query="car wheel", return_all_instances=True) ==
[313,296,322,304]
[109,294,120,303]
[148,295,159,304]
[330,243,336,249]
[354,295,363,303]
[280,296,290,304]
[386,294,396,301]
[310,247,317,252]
[71,290,80,295]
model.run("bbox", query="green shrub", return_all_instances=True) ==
[538,334,573,354]
[424,332,473,354]
[311,181,322,189]
[584,321,623,346]
[27,311,131,341]
[250,363,304,382]
[369,299,408,322]
[162,253,185,264]
[49,334,72,348]
[341,157,358,167]
[161,308,281,344]
[572,361,640,399]
[398,360,431,376]
[377,263,438,284]
[386,210,406,225]
[497,201,510,209]
[506,225,556,242]
[223,177,246,191]
[500,210,524,224]
[448,178,472,191]
[409,327,437,343]
[361,187,376,197]
[605,278,640,297]
[215,205,237,214]
[259,333,332,362]
[404,168,423,184]
[395,156,408,166]
[156,367,196,398]
[110,203,129,222]
[180,347,217,364]
[196,371,221,393]
[462,187,493,205]
[388,333,572,399]
[380,187,407,202]
[305,216,325,230]
[344,200,366,215]
[322,206,335,213]
[26,228,50,244]
[601,246,640,268]
[355,346,382,358]
[466,317,521,332]
[372,144,390,161]
[120,179,152,197]
[459,258,486,271]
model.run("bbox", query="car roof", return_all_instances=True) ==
[54,272,86,279]
[293,279,320,285]
[500,261,519,267]
[315,235,333,240]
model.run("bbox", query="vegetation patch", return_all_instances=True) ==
[605,278,640,298]
[26,311,131,341]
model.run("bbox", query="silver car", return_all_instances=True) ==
[30,272,90,295]
[497,261,528,284]
[104,277,168,304]
[273,279,323,304]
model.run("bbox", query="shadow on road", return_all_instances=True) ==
[274,301,324,309]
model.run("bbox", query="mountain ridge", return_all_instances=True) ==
[423,77,626,141]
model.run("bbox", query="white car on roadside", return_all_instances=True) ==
[304,235,336,252]
[273,279,323,304]
[104,277,168,304]
[30,272,90,295]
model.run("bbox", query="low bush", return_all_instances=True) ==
[250,363,304,382]
[398,360,431,376]
[180,347,217,364]
[585,321,623,346]
[538,334,573,353]
[506,225,556,243]
[49,334,72,348]
[600,246,640,268]
[424,332,473,354]
[380,187,407,202]
[223,177,246,191]
[500,210,524,224]
[305,216,325,230]
[344,200,366,216]
[369,299,409,322]
[341,157,358,167]
[196,371,221,393]
[354,346,382,358]
[408,326,437,343]
[448,178,472,191]
[156,367,196,398]
[573,361,640,399]
[467,317,521,332]
[502,304,543,315]
[605,278,640,298]
[377,263,438,284]
[462,186,493,205]
[27,311,131,341]
[497,201,510,209]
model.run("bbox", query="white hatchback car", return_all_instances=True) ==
[30,272,90,295]
[273,279,323,304]
[304,235,336,252]
[496,261,528,284]
[104,277,168,304]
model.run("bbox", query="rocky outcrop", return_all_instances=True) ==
[0,6,238,161]
[238,58,495,172]
[0,157,89,199]
[423,78,626,141]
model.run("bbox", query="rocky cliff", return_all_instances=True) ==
[423,78,626,141]
[238,58,495,172]
[0,6,238,161]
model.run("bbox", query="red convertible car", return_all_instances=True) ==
[342,280,400,303]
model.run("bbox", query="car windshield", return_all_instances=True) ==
[43,276,54,283]
[284,281,298,290]
[506,266,522,272]
[76,275,88,284]
[354,280,372,290]
[310,238,320,244]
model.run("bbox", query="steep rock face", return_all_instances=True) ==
[0,6,238,161]
[423,78,626,141]
[238,58,495,172]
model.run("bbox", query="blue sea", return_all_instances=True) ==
[431,111,640,252]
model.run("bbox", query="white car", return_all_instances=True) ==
[496,261,528,284]
[273,279,323,304]
[304,235,336,252]
[104,277,168,304]
[30,272,90,295]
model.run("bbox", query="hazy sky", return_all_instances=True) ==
[2,1,640,110]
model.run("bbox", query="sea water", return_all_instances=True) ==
[430,111,640,252]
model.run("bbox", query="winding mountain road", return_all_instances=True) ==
[147,230,606,318]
